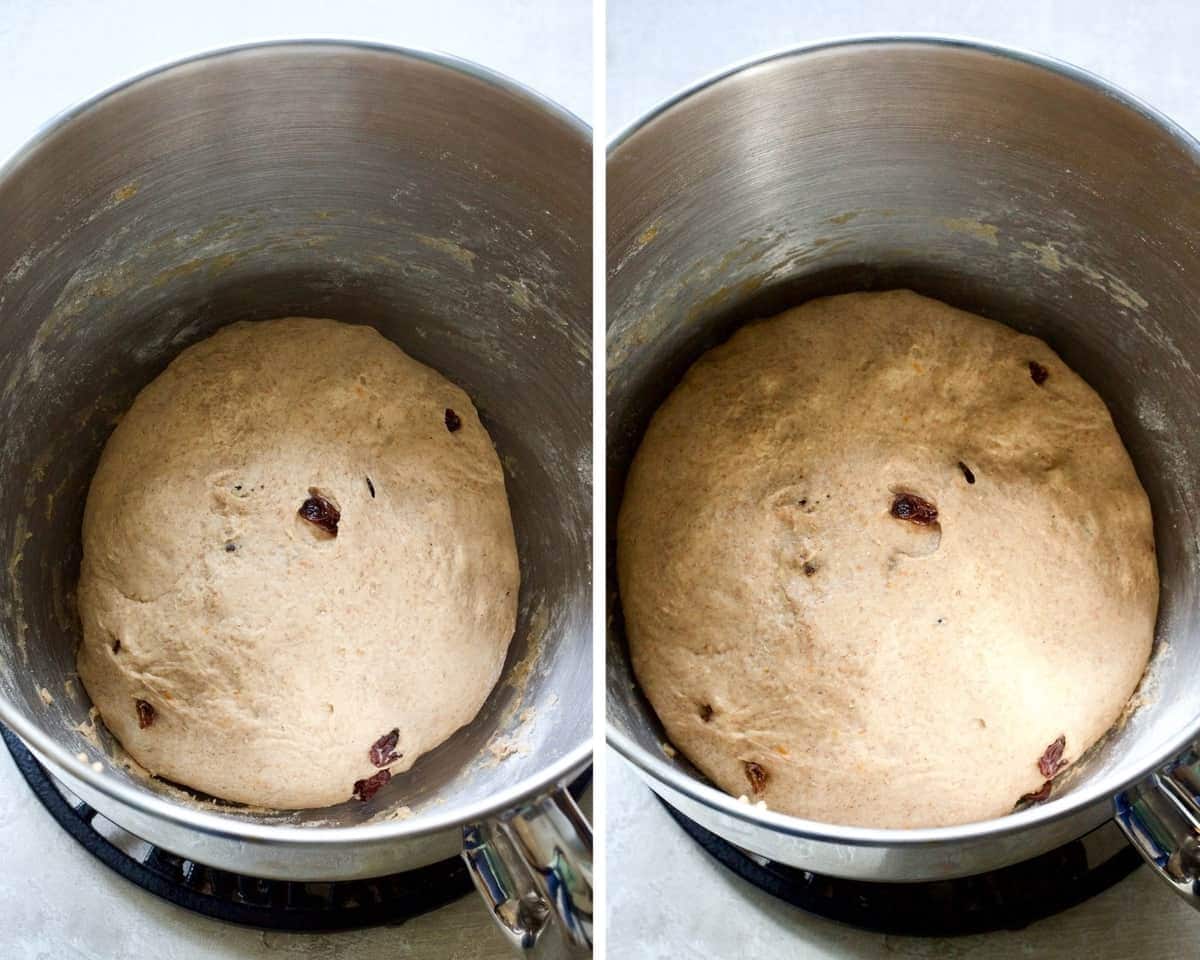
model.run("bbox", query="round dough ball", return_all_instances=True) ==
[78,318,519,809]
[619,290,1158,828]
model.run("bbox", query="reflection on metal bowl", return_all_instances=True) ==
[607,37,1200,904]
[0,41,592,947]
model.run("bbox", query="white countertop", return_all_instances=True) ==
[0,2,588,957]
[606,1,1200,957]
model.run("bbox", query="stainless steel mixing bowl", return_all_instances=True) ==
[0,40,591,951]
[607,37,1200,906]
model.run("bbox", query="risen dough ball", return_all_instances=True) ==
[619,290,1158,828]
[78,318,519,809]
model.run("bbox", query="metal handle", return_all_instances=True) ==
[1114,742,1200,906]
[462,785,593,957]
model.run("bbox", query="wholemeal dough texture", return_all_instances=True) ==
[619,291,1158,828]
[78,318,519,809]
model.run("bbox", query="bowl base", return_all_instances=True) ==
[658,794,1142,936]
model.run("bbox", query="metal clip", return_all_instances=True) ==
[1115,743,1200,903]
[463,786,593,956]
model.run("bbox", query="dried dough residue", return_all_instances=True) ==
[38,686,54,706]
[487,736,531,764]
[477,599,552,767]
[415,235,476,270]
[1013,241,1149,312]
[366,804,415,824]
[6,513,31,662]
[75,706,102,750]
[486,706,538,766]
[939,217,1000,246]
[505,601,549,694]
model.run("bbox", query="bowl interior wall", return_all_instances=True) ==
[607,42,1200,819]
[0,44,592,827]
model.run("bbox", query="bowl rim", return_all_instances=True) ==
[0,37,592,844]
[605,33,1200,849]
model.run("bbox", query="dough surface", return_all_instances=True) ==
[78,318,519,808]
[618,290,1158,828]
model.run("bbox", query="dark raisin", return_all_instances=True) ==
[224,542,237,553]
[112,638,121,654]
[136,699,156,729]
[369,727,401,767]
[1038,735,1068,778]
[958,461,976,484]
[744,761,768,795]
[444,408,462,433]
[890,492,938,525]
[366,476,375,498]
[798,499,807,507]
[1017,780,1053,806]
[803,562,818,577]
[699,703,714,723]
[352,768,392,801]
[299,493,340,536]
[1029,361,1049,385]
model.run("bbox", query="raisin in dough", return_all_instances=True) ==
[77,318,519,808]
[618,290,1158,828]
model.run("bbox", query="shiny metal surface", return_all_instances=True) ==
[463,786,593,955]
[0,40,592,882]
[1116,745,1200,906]
[607,37,1200,882]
